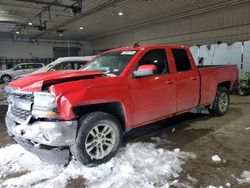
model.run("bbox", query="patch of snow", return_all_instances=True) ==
[225,182,231,187]
[151,137,161,142]
[150,135,171,145]
[0,99,7,105]
[246,127,250,130]
[187,174,198,183]
[171,128,175,133]
[212,154,222,162]
[237,171,250,184]
[0,143,196,188]
[207,186,223,188]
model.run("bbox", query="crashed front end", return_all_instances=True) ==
[4,86,77,164]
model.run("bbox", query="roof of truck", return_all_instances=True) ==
[105,45,188,53]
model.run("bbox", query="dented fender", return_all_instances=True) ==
[49,82,89,120]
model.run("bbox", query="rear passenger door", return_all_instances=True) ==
[171,48,200,112]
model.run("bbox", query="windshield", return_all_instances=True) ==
[83,51,137,75]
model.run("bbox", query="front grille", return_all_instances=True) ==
[11,93,34,103]
[5,87,33,122]
[11,106,31,121]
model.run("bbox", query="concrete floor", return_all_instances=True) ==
[0,83,249,187]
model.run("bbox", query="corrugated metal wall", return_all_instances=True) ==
[92,1,250,51]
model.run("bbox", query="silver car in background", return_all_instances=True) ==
[0,63,44,83]
[32,56,95,74]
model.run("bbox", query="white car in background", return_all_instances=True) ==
[32,56,95,74]
[0,63,44,83]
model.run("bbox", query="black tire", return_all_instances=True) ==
[72,112,122,166]
[1,75,11,83]
[238,88,248,96]
[210,86,230,116]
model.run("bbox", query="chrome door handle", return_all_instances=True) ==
[190,77,197,80]
[165,80,174,85]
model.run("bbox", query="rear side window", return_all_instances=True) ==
[171,49,191,72]
[33,64,43,68]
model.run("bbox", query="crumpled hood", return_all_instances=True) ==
[8,70,104,92]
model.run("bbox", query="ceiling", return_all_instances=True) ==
[0,0,249,41]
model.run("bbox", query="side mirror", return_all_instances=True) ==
[134,64,157,78]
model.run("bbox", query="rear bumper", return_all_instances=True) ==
[5,112,78,164]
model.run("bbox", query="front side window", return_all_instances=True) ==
[62,61,83,70]
[135,49,169,74]
[171,49,192,72]
[83,51,137,75]
[51,61,84,70]
[13,65,25,70]
[61,62,73,70]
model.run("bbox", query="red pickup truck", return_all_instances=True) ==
[5,45,238,166]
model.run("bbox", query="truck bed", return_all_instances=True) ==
[198,65,238,107]
[197,65,226,69]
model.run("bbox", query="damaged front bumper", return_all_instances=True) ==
[5,112,77,164]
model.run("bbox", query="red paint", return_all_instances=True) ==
[9,45,238,129]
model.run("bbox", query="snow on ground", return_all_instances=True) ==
[237,171,250,184]
[187,174,198,183]
[211,154,222,162]
[0,99,7,105]
[246,127,250,130]
[0,143,195,188]
[225,182,231,187]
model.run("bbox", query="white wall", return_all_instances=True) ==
[0,39,93,59]
[91,2,250,52]
[190,41,250,77]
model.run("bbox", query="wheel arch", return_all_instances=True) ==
[1,74,12,80]
[217,81,231,91]
[74,102,127,132]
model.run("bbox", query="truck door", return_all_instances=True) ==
[170,48,200,112]
[130,49,176,127]
[13,64,26,77]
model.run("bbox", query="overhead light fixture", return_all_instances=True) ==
[57,29,64,37]
[118,11,124,16]
[28,22,33,26]
[80,26,83,30]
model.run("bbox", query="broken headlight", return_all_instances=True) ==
[32,92,60,119]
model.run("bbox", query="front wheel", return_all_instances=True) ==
[1,75,11,83]
[72,112,122,166]
[210,86,230,116]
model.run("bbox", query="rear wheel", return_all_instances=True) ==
[210,86,230,116]
[72,112,122,166]
[1,75,11,83]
